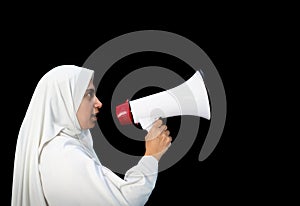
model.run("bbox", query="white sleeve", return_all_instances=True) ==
[39,137,158,206]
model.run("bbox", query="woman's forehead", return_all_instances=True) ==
[87,79,95,89]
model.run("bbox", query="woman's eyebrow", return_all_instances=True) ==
[85,88,95,93]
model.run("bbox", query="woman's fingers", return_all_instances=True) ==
[152,119,163,128]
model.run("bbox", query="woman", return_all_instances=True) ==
[11,65,172,206]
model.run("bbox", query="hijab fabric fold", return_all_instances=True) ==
[12,65,94,206]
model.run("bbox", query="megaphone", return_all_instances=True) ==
[116,70,211,131]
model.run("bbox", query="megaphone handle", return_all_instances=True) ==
[139,117,160,132]
[145,123,153,132]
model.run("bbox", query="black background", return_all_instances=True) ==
[4,12,291,205]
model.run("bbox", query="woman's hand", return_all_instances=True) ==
[144,119,172,161]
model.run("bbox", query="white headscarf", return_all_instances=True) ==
[11,65,94,206]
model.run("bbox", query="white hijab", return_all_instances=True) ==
[11,65,94,206]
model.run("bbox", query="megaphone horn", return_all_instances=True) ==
[116,70,211,131]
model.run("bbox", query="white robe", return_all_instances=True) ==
[39,132,158,206]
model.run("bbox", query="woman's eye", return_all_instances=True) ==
[85,89,95,99]
[86,92,94,98]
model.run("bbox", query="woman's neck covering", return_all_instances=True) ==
[11,65,94,206]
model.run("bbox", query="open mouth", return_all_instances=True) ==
[92,114,98,120]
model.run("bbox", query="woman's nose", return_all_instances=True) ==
[95,97,103,108]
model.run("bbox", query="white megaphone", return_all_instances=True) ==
[116,70,211,131]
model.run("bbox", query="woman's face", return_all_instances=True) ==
[77,79,102,130]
